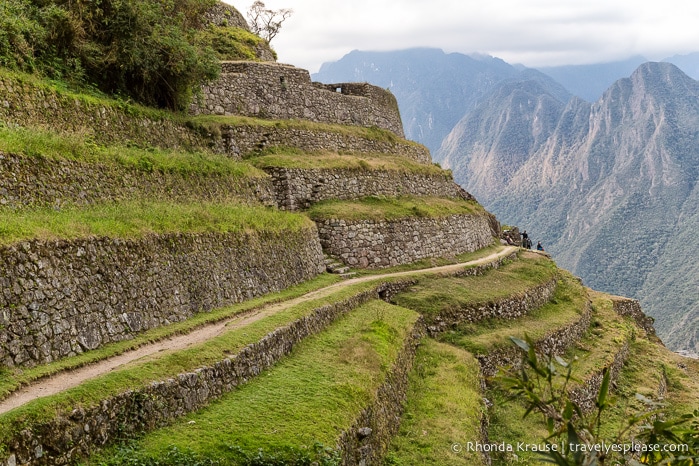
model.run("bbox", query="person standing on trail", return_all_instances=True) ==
[522,230,529,249]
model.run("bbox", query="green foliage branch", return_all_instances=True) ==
[0,0,224,110]
[496,335,699,465]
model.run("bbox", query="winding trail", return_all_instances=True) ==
[0,246,518,415]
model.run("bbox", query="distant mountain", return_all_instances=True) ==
[537,56,649,102]
[436,62,699,353]
[314,49,699,151]
[312,48,523,153]
[664,52,699,80]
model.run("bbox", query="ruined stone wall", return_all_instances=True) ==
[0,151,275,209]
[191,61,405,138]
[0,229,325,368]
[316,214,494,268]
[264,167,471,211]
[221,124,430,163]
[611,296,658,338]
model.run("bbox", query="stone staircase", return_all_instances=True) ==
[324,254,356,278]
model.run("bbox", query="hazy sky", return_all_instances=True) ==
[228,0,699,73]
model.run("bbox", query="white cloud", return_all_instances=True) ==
[227,0,699,72]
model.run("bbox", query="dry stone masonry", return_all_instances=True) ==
[0,151,275,209]
[265,167,472,211]
[0,229,325,368]
[221,124,430,163]
[0,75,212,153]
[0,71,429,163]
[191,61,405,138]
[476,299,593,378]
[316,213,494,268]
[611,296,658,338]
[424,276,558,335]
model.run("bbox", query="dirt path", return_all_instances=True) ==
[0,246,517,415]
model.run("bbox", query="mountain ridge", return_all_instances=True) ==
[438,61,699,353]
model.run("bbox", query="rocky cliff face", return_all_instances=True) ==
[436,62,699,353]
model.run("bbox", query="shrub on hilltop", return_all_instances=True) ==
[0,0,262,110]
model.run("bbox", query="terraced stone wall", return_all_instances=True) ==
[264,167,471,210]
[191,61,405,137]
[0,229,325,368]
[0,151,275,209]
[338,321,424,466]
[569,341,630,413]
[0,75,215,152]
[0,72,426,165]
[0,281,420,466]
[222,124,429,162]
[476,300,593,377]
[316,214,494,268]
[424,276,558,334]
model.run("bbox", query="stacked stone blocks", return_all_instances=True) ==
[191,61,405,138]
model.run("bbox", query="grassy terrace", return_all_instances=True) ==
[438,270,586,355]
[247,147,446,175]
[485,295,650,465]
[0,201,314,245]
[307,195,485,222]
[0,68,172,120]
[0,280,412,446]
[86,301,419,465]
[0,126,265,178]
[561,292,634,385]
[191,114,414,146]
[385,339,485,466]
[392,251,557,318]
